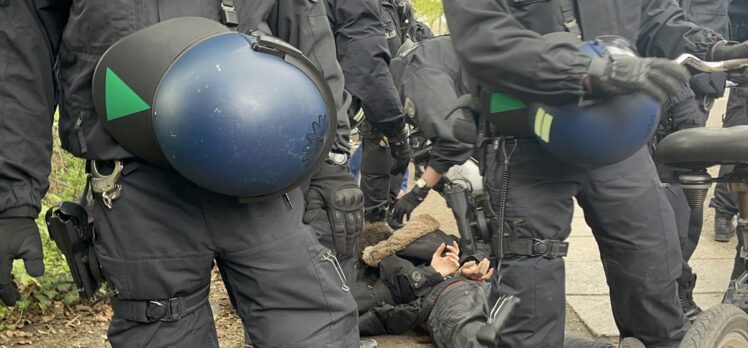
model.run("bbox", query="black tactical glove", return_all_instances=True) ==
[0,218,44,306]
[387,127,411,176]
[586,56,689,103]
[303,162,364,259]
[711,41,748,97]
[371,119,412,176]
[390,185,429,224]
[712,41,748,61]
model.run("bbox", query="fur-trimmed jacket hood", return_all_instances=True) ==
[361,215,457,267]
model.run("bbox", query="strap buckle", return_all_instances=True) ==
[532,239,569,258]
[146,297,184,322]
[564,19,581,39]
[220,1,238,27]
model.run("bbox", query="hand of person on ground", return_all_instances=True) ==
[430,242,460,278]
[0,218,45,306]
[460,258,494,282]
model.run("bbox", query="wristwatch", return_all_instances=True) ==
[327,151,348,166]
[412,177,430,198]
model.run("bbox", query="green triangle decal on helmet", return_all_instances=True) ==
[105,67,150,120]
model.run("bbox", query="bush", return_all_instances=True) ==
[0,118,88,330]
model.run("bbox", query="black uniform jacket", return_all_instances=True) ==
[325,0,405,136]
[353,215,488,336]
[679,0,730,99]
[0,0,349,218]
[391,36,474,174]
[731,0,748,42]
[443,0,724,106]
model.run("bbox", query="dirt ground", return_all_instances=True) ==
[0,189,599,348]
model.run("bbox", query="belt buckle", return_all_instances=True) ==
[146,300,167,322]
[220,3,238,27]
[531,239,548,256]
[145,297,182,322]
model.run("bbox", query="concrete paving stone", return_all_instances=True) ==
[689,235,738,260]
[566,236,602,262]
[693,293,726,312]
[566,295,618,337]
[567,294,729,340]
[565,258,733,296]
[571,216,594,237]
[566,261,609,295]
[691,259,736,294]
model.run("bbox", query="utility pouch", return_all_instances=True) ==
[478,90,532,138]
[45,201,105,299]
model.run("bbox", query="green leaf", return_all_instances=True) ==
[63,291,79,305]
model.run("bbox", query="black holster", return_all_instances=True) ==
[45,201,105,299]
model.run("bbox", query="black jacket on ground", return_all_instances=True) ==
[391,36,474,174]
[0,0,350,218]
[443,0,724,106]
[354,217,489,336]
[325,0,406,136]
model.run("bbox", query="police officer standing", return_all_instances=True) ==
[657,0,731,321]
[320,0,411,281]
[710,0,748,244]
[0,1,359,347]
[353,0,413,224]
[444,0,737,346]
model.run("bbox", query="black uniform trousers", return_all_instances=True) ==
[710,90,748,216]
[92,161,359,347]
[707,91,748,281]
[485,141,687,348]
[360,125,404,220]
[658,85,709,294]
[427,280,494,348]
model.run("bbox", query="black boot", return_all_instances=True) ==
[714,211,736,242]
[678,273,703,322]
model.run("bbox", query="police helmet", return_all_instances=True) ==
[528,36,661,167]
[92,17,336,200]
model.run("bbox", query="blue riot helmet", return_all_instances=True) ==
[92,17,336,200]
[527,36,661,167]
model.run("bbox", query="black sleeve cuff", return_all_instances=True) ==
[422,265,446,286]
[371,118,406,139]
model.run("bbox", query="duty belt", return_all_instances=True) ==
[503,238,569,259]
[486,117,533,139]
[111,285,210,323]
